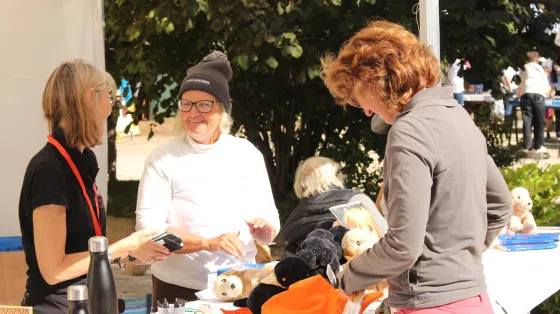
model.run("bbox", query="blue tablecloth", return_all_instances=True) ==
[510,98,560,108]
[0,237,23,252]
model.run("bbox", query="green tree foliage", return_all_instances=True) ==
[440,0,560,93]
[104,0,559,201]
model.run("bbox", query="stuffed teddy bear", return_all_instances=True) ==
[338,228,376,279]
[341,227,376,261]
[509,187,537,234]
[213,268,268,302]
[338,228,389,296]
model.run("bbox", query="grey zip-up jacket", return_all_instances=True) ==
[341,87,512,309]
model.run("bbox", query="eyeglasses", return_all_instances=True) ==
[95,90,115,107]
[177,99,219,113]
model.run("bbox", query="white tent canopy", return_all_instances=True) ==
[0,0,107,237]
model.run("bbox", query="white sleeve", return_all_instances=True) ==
[135,151,172,233]
[246,148,281,235]
[447,61,460,83]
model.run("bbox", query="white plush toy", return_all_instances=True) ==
[509,187,537,234]
[341,228,376,261]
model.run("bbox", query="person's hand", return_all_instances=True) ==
[208,231,244,257]
[246,218,276,244]
[126,229,172,264]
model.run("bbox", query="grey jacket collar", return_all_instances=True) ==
[395,86,456,122]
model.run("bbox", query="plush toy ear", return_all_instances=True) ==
[274,256,313,288]
[315,220,335,231]
[221,269,240,277]
[282,250,296,259]
[246,283,287,314]
[329,226,349,246]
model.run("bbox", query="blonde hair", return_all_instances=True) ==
[294,156,344,199]
[219,108,233,134]
[43,59,117,148]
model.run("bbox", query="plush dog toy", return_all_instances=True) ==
[296,231,341,277]
[274,255,313,288]
[314,223,349,265]
[509,187,537,234]
[213,268,268,302]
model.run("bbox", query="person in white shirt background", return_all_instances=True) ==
[501,66,519,117]
[446,59,471,106]
[516,50,551,153]
[135,51,281,312]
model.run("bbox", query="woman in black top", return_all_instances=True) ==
[18,60,172,313]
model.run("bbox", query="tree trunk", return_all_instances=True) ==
[107,108,118,182]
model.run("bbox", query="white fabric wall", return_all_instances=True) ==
[0,0,107,237]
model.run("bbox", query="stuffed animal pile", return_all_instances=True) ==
[212,215,388,313]
[210,224,348,314]
[245,225,348,314]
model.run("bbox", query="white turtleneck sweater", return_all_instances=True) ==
[135,134,281,290]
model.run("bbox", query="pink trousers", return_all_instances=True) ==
[394,292,494,314]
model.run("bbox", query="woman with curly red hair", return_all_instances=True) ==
[321,20,512,313]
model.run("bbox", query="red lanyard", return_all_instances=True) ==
[47,135,102,236]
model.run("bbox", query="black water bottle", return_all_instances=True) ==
[67,285,89,314]
[87,236,118,314]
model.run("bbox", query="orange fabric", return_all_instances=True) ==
[261,275,383,314]
[361,291,384,313]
